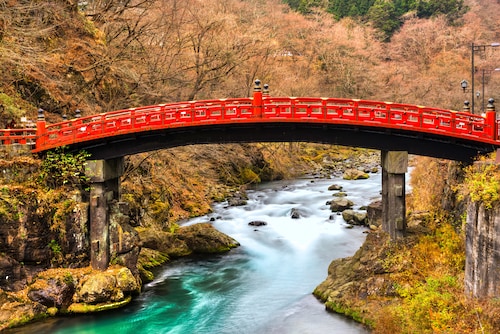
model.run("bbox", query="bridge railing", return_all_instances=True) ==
[262,97,496,139]
[35,98,256,151]
[2,93,498,153]
[0,128,37,145]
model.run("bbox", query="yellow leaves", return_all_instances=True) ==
[239,167,260,184]
[459,162,500,210]
[377,219,467,333]
[408,157,448,212]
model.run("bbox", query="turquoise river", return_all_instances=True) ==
[7,173,383,333]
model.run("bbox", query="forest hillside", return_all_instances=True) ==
[1,0,500,332]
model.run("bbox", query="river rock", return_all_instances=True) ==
[74,267,138,304]
[176,223,240,253]
[249,221,267,226]
[138,228,191,257]
[75,272,117,304]
[364,166,379,173]
[328,184,343,191]
[366,200,382,227]
[290,208,301,219]
[342,169,369,180]
[227,191,248,206]
[27,277,75,309]
[0,288,46,330]
[342,209,367,225]
[329,198,354,212]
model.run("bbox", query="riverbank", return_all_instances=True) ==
[314,157,500,333]
[0,221,241,331]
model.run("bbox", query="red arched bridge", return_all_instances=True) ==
[1,82,499,162]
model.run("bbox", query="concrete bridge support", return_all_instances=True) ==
[381,151,408,239]
[87,157,124,270]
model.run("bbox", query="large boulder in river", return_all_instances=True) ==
[138,222,240,258]
[177,223,240,253]
[342,209,367,226]
[73,266,139,305]
[138,228,191,257]
[329,198,354,212]
[343,169,369,180]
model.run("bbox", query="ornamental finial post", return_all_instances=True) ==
[487,98,495,112]
[36,108,47,148]
[463,100,470,113]
[252,80,263,117]
[485,98,497,140]
[254,79,261,92]
[37,108,45,120]
[263,84,269,97]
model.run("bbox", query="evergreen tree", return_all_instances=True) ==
[416,0,468,24]
[393,0,417,15]
[367,0,401,41]
[282,0,468,39]
[327,0,350,19]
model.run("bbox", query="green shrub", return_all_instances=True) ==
[38,147,90,190]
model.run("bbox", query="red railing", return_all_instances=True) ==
[0,128,37,145]
[1,90,499,154]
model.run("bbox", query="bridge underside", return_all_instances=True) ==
[68,122,496,162]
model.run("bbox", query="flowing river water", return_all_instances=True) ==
[9,173,384,334]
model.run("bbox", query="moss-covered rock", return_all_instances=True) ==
[176,223,240,253]
[343,169,369,180]
[138,228,191,257]
[138,248,170,269]
[138,222,240,257]
[27,276,75,309]
[329,197,354,212]
[74,266,139,304]
[313,230,394,326]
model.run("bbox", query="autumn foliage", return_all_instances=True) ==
[1,0,499,125]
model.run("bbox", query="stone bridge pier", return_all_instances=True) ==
[87,157,124,270]
[381,150,408,239]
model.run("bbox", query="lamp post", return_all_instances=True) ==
[461,79,468,91]
[471,42,500,113]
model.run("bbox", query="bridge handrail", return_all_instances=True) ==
[263,97,494,137]
[1,95,498,153]
[0,128,37,145]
